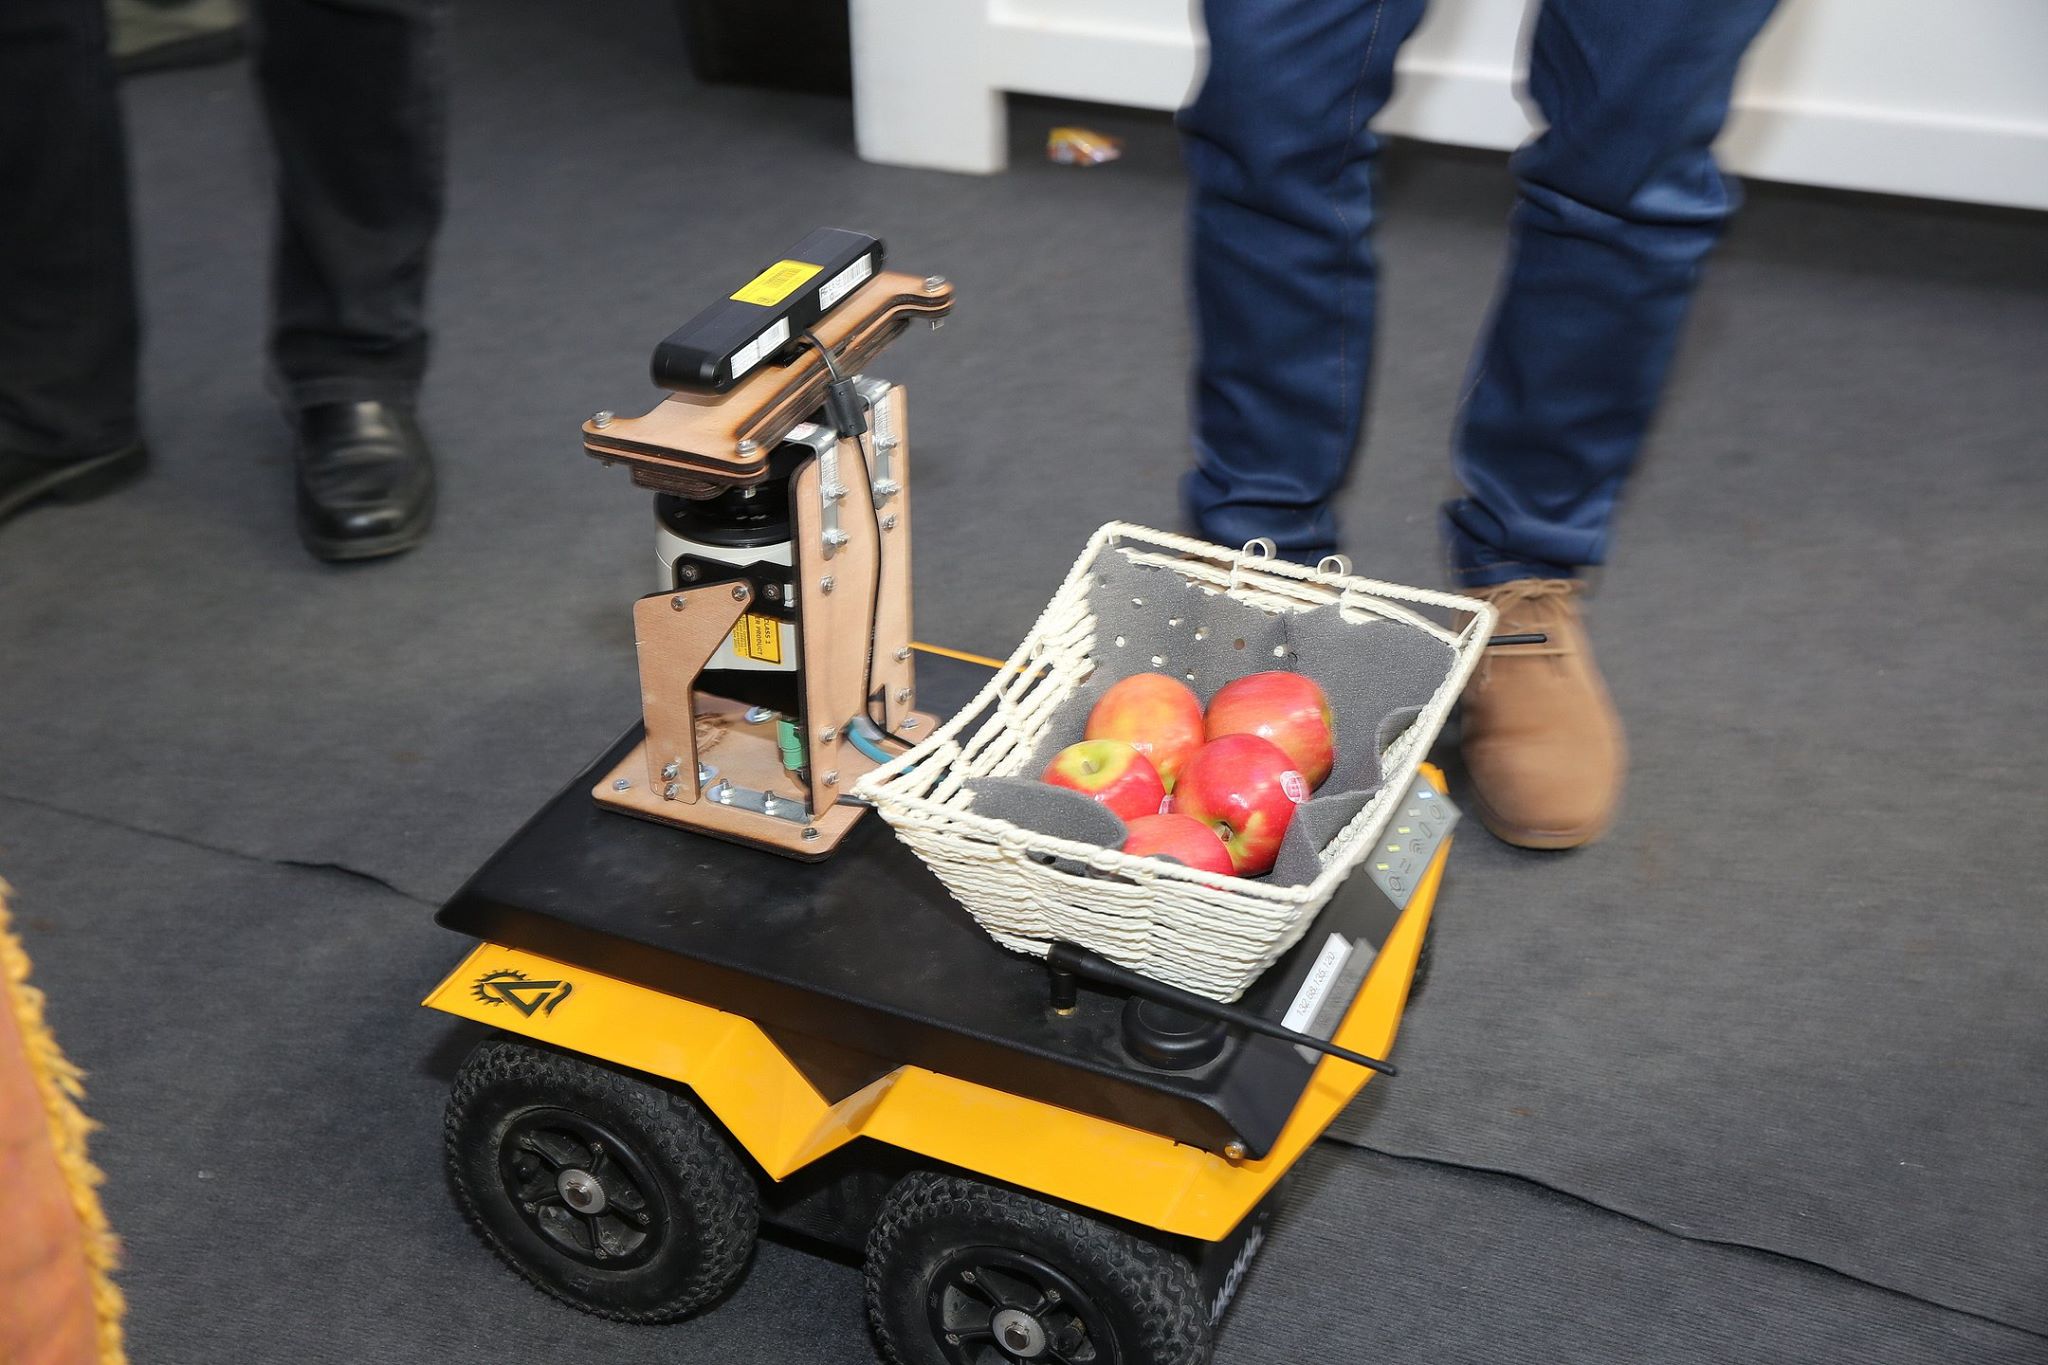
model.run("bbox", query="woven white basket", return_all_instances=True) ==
[853,523,1495,1002]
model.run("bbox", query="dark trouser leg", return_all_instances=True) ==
[1180,0,1431,563]
[253,0,449,409]
[0,0,142,459]
[1443,0,1782,587]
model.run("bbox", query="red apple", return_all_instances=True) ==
[1042,740,1168,823]
[1085,673,1206,791]
[1122,813,1235,877]
[1204,671,1336,789]
[1169,735,1309,876]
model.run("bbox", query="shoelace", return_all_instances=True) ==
[1472,578,1577,681]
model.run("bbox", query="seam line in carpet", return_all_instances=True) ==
[1329,1139,2047,1342]
[0,789,436,909]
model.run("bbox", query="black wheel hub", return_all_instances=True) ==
[926,1247,1118,1365]
[497,1108,666,1269]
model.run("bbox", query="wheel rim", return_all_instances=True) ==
[496,1107,667,1270]
[925,1246,1119,1365]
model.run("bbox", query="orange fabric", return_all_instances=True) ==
[0,985,100,1365]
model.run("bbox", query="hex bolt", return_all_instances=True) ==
[881,515,898,531]
[663,783,679,800]
[661,762,680,780]
[1046,1289,1061,1305]
[670,595,687,611]
[591,410,613,428]
[823,771,839,787]
[818,726,838,743]
[730,583,748,601]
[820,576,836,594]
[895,688,912,704]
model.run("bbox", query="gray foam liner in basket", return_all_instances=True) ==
[969,550,1456,889]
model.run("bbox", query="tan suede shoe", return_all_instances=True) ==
[1458,578,1626,849]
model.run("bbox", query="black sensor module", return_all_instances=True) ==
[650,228,885,394]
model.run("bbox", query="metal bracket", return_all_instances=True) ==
[856,375,900,506]
[702,778,810,825]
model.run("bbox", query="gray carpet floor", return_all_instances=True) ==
[3,0,2045,1358]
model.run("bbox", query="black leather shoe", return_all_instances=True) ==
[294,399,436,561]
[0,444,148,530]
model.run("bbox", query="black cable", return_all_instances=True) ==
[796,330,911,749]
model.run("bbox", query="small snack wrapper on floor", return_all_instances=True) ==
[1047,126,1123,166]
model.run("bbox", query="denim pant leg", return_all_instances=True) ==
[0,0,142,459]
[1443,0,1782,587]
[1181,0,1431,564]
[254,0,450,409]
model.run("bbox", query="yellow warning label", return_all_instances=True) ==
[731,614,783,664]
[731,260,821,308]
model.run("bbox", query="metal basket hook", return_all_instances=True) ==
[1230,537,1277,594]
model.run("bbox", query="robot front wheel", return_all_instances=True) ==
[444,1036,760,1322]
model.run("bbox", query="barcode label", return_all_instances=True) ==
[730,317,791,382]
[817,254,874,311]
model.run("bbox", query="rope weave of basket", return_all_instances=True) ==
[855,523,1493,1001]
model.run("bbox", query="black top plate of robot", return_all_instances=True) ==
[435,653,1408,1158]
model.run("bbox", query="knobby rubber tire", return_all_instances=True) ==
[865,1170,1213,1365]
[444,1035,758,1323]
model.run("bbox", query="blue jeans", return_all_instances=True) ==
[1180,0,1782,584]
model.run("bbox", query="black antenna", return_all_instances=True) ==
[1046,941,1398,1077]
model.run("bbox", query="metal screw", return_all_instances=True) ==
[661,762,680,780]
[612,778,631,791]
[801,827,820,841]
[731,583,748,601]
[1223,1141,1247,1161]
[523,1202,538,1213]
[820,576,835,594]
[895,688,912,704]
[880,515,898,531]
[823,529,850,548]
[663,783,679,800]
[736,438,759,453]
[764,584,781,602]
[901,717,921,732]
[670,595,687,611]
[961,1271,976,1284]
[1046,1289,1061,1305]
[945,1336,960,1346]
[818,727,838,743]
[679,563,701,582]
[591,410,614,428]
[823,771,838,787]
[894,647,911,661]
